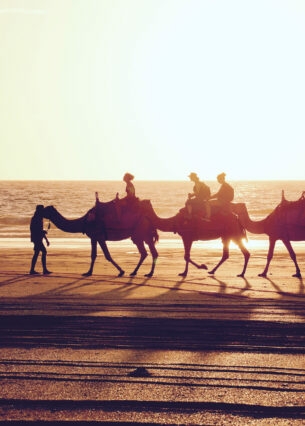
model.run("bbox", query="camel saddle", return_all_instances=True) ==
[94,198,146,229]
[275,191,305,226]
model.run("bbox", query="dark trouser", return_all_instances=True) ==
[30,241,47,272]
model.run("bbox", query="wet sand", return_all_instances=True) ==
[0,242,304,424]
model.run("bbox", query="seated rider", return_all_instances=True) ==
[186,172,211,220]
[124,172,136,201]
[206,172,234,219]
[115,172,138,220]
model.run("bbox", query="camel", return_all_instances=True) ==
[43,198,159,277]
[140,201,250,277]
[232,191,305,278]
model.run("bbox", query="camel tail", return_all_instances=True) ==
[153,229,159,244]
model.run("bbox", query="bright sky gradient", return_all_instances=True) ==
[1,0,305,181]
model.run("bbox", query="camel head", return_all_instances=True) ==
[43,205,57,219]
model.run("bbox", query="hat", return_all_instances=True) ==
[217,172,226,180]
[188,172,198,180]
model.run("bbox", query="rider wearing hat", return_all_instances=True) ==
[186,172,211,220]
[206,172,234,219]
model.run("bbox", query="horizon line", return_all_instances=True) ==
[1,178,305,182]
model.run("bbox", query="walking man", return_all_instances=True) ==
[29,205,52,275]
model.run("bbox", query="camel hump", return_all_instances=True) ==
[93,197,152,229]
[278,191,305,210]
[274,191,305,225]
[139,199,152,210]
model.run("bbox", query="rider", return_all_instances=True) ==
[186,172,211,220]
[115,173,138,220]
[123,173,136,201]
[206,172,234,219]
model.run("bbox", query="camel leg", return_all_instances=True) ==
[208,240,229,275]
[144,240,158,278]
[83,239,97,276]
[282,239,302,278]
[188,258,208,271]
[236,240,250,277]
[259,238,275,277]
[99,239,125,277]
[179,240,193,277]
[83,239,125,277]
[130,241,148,276]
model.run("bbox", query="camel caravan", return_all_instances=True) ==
[42,173,305,279]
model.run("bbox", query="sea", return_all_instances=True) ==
[0,180,305,251]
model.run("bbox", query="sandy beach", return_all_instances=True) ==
[0,241,305,424]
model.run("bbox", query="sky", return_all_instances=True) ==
[0,0,305,181]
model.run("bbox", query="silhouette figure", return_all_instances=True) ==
[186,172,211,220]
[29,205,51,275]
[43,200,159,277]
[207,172,234,219]
[233,191,305,277]
[123,172,136,200]
[115,173,138,220]
[138,200,249,277]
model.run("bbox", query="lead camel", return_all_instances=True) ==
[43,198,159,277]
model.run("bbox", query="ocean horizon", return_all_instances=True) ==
[1,180,305,251]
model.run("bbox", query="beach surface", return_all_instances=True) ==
[0,242,304,424]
